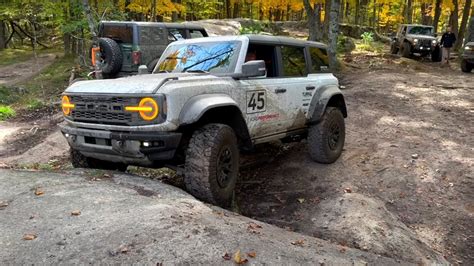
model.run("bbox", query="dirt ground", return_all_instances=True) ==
[237,55,473,264]
[0,52,472,264]
[0,53,58,87]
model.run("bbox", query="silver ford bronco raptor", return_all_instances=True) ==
[60,35,347,207]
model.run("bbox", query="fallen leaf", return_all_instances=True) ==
[23,234,37,240]
[0,201,8,209]
[247,251,257,258]
[222,252,231,260]
[233,250,248,264]
[34,188,44,196]
[71,210,81,216]
[247,222,262,230]
[297,198,305,204]
[291,239,305,246]
[343,187,352,193]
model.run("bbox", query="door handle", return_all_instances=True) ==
[306,86,316,91]
[274,88,287,94]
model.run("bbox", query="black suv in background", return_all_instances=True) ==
[461,42,474,73]
[93,21,208,78]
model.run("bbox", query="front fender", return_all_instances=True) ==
[308,85,347,124]
[179,94,239,125]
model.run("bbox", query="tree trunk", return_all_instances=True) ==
[0,21,6,50]
[340,0,345,23]
[303,0,323,41]
[355,0,360,25]
[405,0,413,24]
[151,0,156,22]
[450,0,459,38]
[226,0,231,18]
[372,0,377,27]
[233,3,239,18]
[328,0,341,69]
[455,0,472,49]
[324,1,331,39]
[433,0,442,33]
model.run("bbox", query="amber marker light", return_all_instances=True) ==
[61,95,75,116]
[125,97,159,121]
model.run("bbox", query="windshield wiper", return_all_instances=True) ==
[184,70,209,73]
[181,49,234,72]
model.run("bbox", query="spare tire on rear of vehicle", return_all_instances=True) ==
[98,37,123,76]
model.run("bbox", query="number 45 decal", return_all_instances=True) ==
[247,90,266,114]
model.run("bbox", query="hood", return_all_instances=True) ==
[65,73,201,94]
[405,34,436,41]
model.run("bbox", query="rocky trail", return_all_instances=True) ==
[0,52,472,264]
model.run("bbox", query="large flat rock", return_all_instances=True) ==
[0,169,405,265]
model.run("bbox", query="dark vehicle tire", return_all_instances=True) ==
[70,149,127,171]
[401,42,411,58]
[431,47,442,62]
[184,124,239,207]
[390,43,399,54]
[98,37,123,76]
[147,58,159,72]
[308,107,345,164]
[461,59,473,73]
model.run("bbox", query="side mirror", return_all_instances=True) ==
[241,60,266,77]
[138,65,148,75]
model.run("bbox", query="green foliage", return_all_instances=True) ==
[355,40,385,54]
[337,35,356,54]
[26,99,45,110]
[0,105,16,120]
[361,32,375,45]
[0,86,19,105]
[239,23,264,34]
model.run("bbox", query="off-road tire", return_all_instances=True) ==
[184,124,239,207]
[70,149,127,171]
[431,47,442,62]
[308,107,345,164]
[461,59,473,73]
[390,43,399,54]
[98,37,123,76]
[401,42,411,58]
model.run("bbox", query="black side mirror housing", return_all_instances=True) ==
[241,60,266,77]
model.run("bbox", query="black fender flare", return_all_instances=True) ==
[308,85,347,124]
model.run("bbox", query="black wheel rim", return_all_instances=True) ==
[217,146,234,188]
[328,121,341,151]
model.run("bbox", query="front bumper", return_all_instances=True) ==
[60,124,182,166]
[411,44,436,53]
[462,53,474,63]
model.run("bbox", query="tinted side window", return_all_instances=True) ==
[309,47,329,73]
[168,29,186,42]
[281,46,308,77]
[140,26,165,45]
[101,25,133,43]
[189,29,205,38]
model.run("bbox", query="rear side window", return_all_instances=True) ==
[100,25,133,43]
[140,26,166,45]
[309,47,329,73]
[168,29,186,41]
[189,29,205,38]
[281,46,308,77]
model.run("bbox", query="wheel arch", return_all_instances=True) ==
[308,85,347,124]
[179,95,252,149]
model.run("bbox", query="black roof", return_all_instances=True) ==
[245,34,327,48]
[99,21,206,30]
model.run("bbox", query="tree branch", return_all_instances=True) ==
[11,21,49,48]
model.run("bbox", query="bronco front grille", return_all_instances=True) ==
[69,95,137,125]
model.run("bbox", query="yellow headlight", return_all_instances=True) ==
[125,97,159,121]
[61,95,74,116]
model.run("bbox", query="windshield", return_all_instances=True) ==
[155,41,241,74]
[408,26,433,36]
